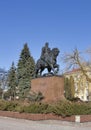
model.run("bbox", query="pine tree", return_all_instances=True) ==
[17,43,35,99]
[8,62,17,100]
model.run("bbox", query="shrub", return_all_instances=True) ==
[0,100,91,117]
[0,100,19,111]
[22,103,49,113]
[53,101,91,117]
[52,100,74,117]
[28,91,44,102]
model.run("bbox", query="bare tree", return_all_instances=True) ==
[63,48,91,82]
[86,47,91,54]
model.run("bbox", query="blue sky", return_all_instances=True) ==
[0,0,91,71]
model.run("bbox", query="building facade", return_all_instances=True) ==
[64,68,91,101]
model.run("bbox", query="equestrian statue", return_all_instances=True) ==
[35,42,60,77]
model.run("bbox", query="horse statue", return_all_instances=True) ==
[35,47,60,77]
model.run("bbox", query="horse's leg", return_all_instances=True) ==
[35,68,39,77]
[54,64,59,74]
[48,68,51,73]
[56,64,59,72]
[50,64,55,73]
[40,68,44,76]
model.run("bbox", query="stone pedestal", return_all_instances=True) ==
[31,76,65,103]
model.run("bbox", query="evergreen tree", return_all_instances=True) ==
[64,76,75,100]
[70,76,75,99]
[64,77,71,99]
[0,88,3,99]
[17,43,35,98]
[8,62,17,100]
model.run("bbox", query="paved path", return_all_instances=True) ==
[0,116,91,130]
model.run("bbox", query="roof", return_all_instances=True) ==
[64,68,81,75]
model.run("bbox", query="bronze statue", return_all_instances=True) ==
[35,43,60,77]
[40,42,51,62]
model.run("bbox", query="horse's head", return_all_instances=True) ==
[52,48,60,57]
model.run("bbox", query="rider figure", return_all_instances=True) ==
[40,42,51,63]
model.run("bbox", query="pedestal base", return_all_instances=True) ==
[31,76,65,103]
